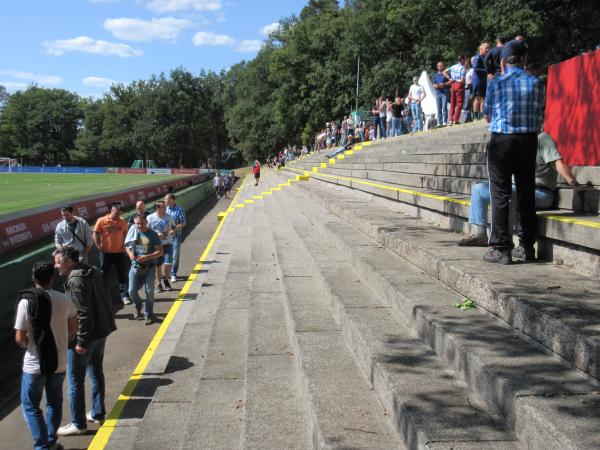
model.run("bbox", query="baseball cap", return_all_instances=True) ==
[502,40,528,61]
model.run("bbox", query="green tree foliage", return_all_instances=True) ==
[1,0,598,166]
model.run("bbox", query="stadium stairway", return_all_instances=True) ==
[101,169,600,450]
[286,122,600,279]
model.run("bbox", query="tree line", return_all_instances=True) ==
[1,0,598,167]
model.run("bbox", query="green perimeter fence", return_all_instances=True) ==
[0,180,215,343]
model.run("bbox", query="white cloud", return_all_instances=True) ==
[192,31,234,46]
[0,81,28,92]
[236,39,262,53]
[43,36,143,58]
[0,70,63,85]
[145,0,222,13]
[104,17,193,42]
[261,22,280,37]
[82,76,119,88]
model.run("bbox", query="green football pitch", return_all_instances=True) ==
[0,173,185,216]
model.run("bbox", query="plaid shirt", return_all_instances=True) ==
[449,63,465,82]
[166,205,186,238]
[484,67,544,134]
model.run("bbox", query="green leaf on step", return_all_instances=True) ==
[454,298,476,310]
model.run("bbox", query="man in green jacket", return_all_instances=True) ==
[53,246,117,436]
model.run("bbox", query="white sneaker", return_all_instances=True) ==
[121,296,132,305]
[57,423,86,436]
[86,411,105,424]
[170,275,177,283]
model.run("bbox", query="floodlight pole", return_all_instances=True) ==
[355,56,360,114]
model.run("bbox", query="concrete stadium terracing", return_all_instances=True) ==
[6,124,600,450]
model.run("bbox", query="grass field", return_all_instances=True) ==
[0,173,185,216]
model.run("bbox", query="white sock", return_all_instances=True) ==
[475,225,487,238]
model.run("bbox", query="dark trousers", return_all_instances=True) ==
[100,252,129,297]
[487,132,538,249]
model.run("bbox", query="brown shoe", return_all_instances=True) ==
[458,235,488,247]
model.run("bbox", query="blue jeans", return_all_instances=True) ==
[129,264,156,317]
[469,182,555,226]
[171,236,181,277]
[21,372,65,450]
[390,117,403,137]
[436,91,448,125]
[67,338,106,428]
[378,117,386,139]
[410,103,423,131]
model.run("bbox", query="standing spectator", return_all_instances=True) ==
[165,193,186,283]
[472,43,490,120]
[213,172,223,199]
[55,206,93,263]
[125,213,163,325]
[252,161,261,186]
[464,57,474,123]
[15,261,77,450]
[403,98,412,134]
[147,201,175,292]
[486,36,506,78]
[128,201,149,227]
[483,40,544,264]
[433,61,451,126]
[445,55,466,126]
[93,202,130,305]
[407,76,426,132]
[385,98,393,137]
[55,247,116,436]
[371,99,381,140]
[378,96,387,138]
[391,96,404,137]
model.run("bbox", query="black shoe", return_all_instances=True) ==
[133,307,142,320]
[157,280,164,292]
[163,278,172,291]
[483,247,511,265]
[512,245,536,262]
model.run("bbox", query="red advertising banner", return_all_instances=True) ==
[545,49,600,166]
[0,175,202,255]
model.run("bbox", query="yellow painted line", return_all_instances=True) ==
[329,158,336,164]
[363,141,372,146]
[345,150,354,155]
[336,154,345,160]
[245,199,254,204]
[236,203,245,208]
[253,195,263,200]
[312,167,319,173]
[88,175,248,450]
[538,213,600,229]
[272,187,281,191]
[320,163,327,168]
[263,191,273,195]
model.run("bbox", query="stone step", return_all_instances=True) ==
[132,205,253,450]
[286,174,600,382]
[324,164,487,180]
[266,187,523,449]
[260,178,405,450]
[277,183,600,450]
[301,170,600,259]
[334,152,489,166]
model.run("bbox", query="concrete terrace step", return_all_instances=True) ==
[286,174,600,383]
[256,179,404,449]
[273,179,600,449]
[265,185,523,449]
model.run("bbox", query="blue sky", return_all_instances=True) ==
[0,0,308,97]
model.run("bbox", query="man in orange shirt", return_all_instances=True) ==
[93,202,130,305]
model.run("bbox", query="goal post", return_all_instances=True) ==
[0,157,17,173]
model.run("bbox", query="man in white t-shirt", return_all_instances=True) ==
[15,261,77,450]
[408,76,426,132]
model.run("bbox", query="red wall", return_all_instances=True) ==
[545,49,600,166]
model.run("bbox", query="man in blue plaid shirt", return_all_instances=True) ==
[483,39,544,264]
[165,193,186,281]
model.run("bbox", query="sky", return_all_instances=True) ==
[0,0,308,97]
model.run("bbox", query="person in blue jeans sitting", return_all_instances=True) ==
[16,261,77,450]
[458,132,583,259]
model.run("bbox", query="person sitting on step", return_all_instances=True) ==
[458,132,584,252]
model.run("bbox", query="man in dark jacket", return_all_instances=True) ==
[53,247,116,436]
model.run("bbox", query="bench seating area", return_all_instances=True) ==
[286,122,600,277]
